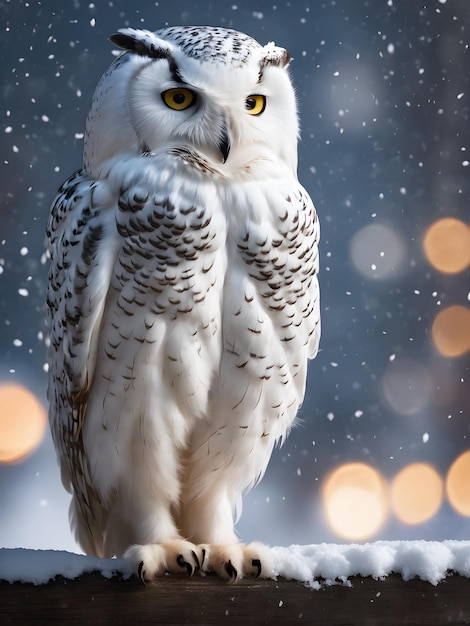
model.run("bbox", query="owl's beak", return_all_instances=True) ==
[218,121,231,163]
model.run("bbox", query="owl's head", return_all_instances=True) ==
[84,26,298,179]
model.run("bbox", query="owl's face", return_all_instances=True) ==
[84,27,298,179]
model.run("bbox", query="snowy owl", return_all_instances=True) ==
[46,26,320,582]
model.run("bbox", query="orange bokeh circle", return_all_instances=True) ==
[321,462,389,541]
[423,218,470,274]
[0,383,47,463]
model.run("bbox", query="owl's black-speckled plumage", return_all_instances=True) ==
[46,26,320,581]
[157,26,261,65]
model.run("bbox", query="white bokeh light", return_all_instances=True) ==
[381,358,433,416]
[350,223,407,280]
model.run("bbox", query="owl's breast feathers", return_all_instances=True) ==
[46,153,319,517]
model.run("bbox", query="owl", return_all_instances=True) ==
[46,26,320,582]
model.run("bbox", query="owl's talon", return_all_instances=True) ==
[191,549,201,571]
[243,542,275,579]
[137,560,148,585]
[225,559,238,581]
[125,540,202,580]
[252,558,262,579]
[176,553,196,577]
[201,544,271,581]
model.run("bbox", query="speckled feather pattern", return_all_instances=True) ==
[46,25,320,580]
[157,26,261,65]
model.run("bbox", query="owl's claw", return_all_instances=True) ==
[125,540,203,581]
[224,559,238,582]
[137,560,148,585]
[192,549,202,571]
[200,542,274,581]
[126,541,274,582]
[252,558,262,579]
[176,551,200,577]
[244,542,274,579]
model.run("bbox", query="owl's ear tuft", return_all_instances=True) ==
[260,43,291,70]
[109,28,172,60]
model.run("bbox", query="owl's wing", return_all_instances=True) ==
[46,169,119,536]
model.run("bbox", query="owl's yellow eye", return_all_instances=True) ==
[162,88,196,111]
[245,95,266,115]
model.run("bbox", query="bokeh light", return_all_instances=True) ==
[0,383,47,463]
[349,223,407,280]
[391,463,443,525]
[423,218,470,274]
[446,451,470,517]
[432,306,470,358]
[321,462,389,541]
[381,358,432,416]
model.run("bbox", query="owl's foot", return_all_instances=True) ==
[201,541,274,582]
[124,540,204,584]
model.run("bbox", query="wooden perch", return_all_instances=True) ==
[2,572,470,625]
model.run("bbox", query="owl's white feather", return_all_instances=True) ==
[46,25,320,580]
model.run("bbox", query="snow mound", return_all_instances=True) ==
[1,540,470,587]
[272,540,470,587]
[0,548,131,585]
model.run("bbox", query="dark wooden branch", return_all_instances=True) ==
[1,573,470,625]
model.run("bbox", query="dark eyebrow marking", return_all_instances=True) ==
[167,57,184,83]
[109,32,183,82]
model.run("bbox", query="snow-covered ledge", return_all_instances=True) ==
[1,540,470,587]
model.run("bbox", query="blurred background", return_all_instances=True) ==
[1,0,469,552]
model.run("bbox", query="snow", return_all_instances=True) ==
[273,541,470,588]
[1,541,470,587]
[0,548,131,586]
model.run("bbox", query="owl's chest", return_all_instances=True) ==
[111,158,315,299]
[224,177,317,285]
[109,174,226,307]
